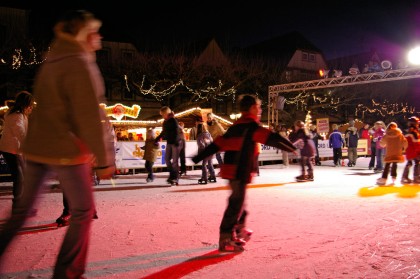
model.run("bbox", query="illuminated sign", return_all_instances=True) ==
[100,103,141,121]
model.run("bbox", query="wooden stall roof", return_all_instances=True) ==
[110,107,233,130]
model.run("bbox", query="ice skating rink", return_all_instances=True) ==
[1,157,420,279]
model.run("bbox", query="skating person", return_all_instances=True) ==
[0,10,115,279]
[206,112,225,172]
[192,94,297,252]
[367,124,377,170]
[309,124,321,166]
[196,122,216,184]
[372,121,386,173]
[329,124,345,167]
[142,128,160,182]
[289,120,316,181]
[344,120,359,167]
[0,91,34,212]
[401,116,420,184]
[279,125,290,168]
[178,122,187,176]
[155,106,182,186]
[376,122,407,186]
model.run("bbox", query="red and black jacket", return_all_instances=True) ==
[193,113,296,183]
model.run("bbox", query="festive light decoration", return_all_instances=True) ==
[304,111,312,128]
[100,103,141,121]
[110,106,233,127]
[129,75,236,102]
[5,46,47,70]
[355,99,417,118]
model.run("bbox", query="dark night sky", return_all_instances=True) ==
[2,1,420,59]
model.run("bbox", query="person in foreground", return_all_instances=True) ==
[0,10,115,278]
[192,94,297,252]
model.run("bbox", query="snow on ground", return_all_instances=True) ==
[1,157,420,279]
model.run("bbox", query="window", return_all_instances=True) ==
[302,52,308,61]
[309,54,316,62]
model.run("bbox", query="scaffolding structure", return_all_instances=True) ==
[268,67,420,125]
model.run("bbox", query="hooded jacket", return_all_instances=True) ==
[379,126,408,163]
[22,33,115,168]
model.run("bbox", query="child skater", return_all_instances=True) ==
[401,116,420,184]
[289,120,316,181]
[142,128,160,182]
[196,122,216,184]
[376,122,407,186]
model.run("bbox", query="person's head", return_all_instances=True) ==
[128,132,134,139]
[407,116,419,129]
[9,91,34,115]
[146,128,155,140]
[374,121,385,129]
[363,123,370,129]
[294,120,305,131]
[159,106,172,119]
[179,121,184,128]
[310,124,317,131]
[238,94,261,119]
[206,113,214,123]
[54,10,103,52]
[349,120,355,127]
[332,124,338,130]
[386,122,398,131]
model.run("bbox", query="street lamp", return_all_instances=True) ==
[408,46,420,65]
[230,113,241,120]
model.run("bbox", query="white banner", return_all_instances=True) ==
[114,139,369,169]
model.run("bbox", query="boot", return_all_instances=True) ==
[219,232,245,253]
[235,224,253,242]
[56,212,71,227]
[198,178,207,184]
[208,176,217,183]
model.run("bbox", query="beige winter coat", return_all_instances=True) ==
[206,120,225,140]
[22,34,115,167]
[0,112,28,155]
[379,127,408,163]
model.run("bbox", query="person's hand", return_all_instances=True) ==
[95,165,116,179]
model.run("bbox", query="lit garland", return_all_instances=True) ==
[283,91,341,112]
[128,75,237,102]
[355,99,417,118]
[3,46,48,70]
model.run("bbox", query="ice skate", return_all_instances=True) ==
[295,175,308,182]
[198,178,207,184]
[219,233,246,253]
[376,178,387,186]
[235,225,253,242]
[208,176,217,183]
[306,175,314,181]
[401,177,412,184]
[56,212,71,227]
[170,180,179,186]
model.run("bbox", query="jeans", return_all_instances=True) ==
[220,179,247,235]
[0,161,94,279]
[375,148,384,170]
[165,142,181,181]
[2,152,25,207]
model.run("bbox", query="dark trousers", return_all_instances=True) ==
[179,139,186,173]
[402,159,419,180]
[300,156,313,177]
[145,160,154,180]
[332,148,342,165]
[369,146,376,168]
[382,162,397,179]
[2,152,24,207]
[220,179,247,235]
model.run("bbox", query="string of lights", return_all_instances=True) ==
[128,75,237,101]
